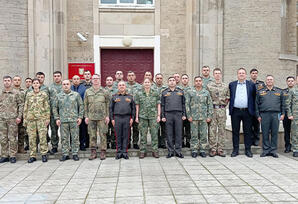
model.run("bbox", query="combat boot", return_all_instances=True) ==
[100,150,106,160]
[89,149,97,160]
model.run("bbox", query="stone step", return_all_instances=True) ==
[16,144,262,160]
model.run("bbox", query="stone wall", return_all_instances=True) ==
[0,0,28,81]
[223,0,297,87]
[67,0,94,63]
[160,0,187,80]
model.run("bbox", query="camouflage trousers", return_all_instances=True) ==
[18,123,28,151]
[27,120,48,157]
[292,119,298,152]
[50,115,59,148]
[0,119,18,157]
[88,120,107,150]
[190,120,208,153]
[61,122,79,156]
[139,118,159,153]
[209,108,226,151]
[131,121,139,145]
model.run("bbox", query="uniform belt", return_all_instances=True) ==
[234,107,248,111]
[213,105,226,109]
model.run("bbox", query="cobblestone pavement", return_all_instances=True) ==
[0,154,297,204]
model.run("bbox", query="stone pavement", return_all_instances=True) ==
[0,154,298,204]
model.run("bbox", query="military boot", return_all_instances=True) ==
[89,149,97,160]
[100,150,106,160]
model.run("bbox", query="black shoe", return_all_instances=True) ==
[160,144,166,149]
[28,157,36,163]
[107,143,110,149]
[0,157,9,163]
[59,155,70,162]
[73,155,79,161]
[122,154,129,160]
[231,151,239,157]
[176,153,184,158]
[24,146,29,151]
[293,152,298,157]
[182,143,186,148]
[10,157,16,163]
[199,152,207,158]
[186,142,190,148]
[252,141,259,146]
[128,144,131,149]
[260,152,268,157]
[49,148,58,155]
[133,144,139,149]
[191,152,198,158]
[271,153,279,158]
[80,147,86,151]
[284,148,291,153]
[245,151,253,158]
[115,153,122,160]
[42,155,48,163]
[166,153,174,158]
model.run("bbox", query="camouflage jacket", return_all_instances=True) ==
[84,87,110,120]
[13,87,26,101]
[181,85,191,92]
[135,88,161,119]
[285,85,298,118]
[104,86,117,97]
[152,84,167,95]
[49,83,63,106]
[185,87,213,120]
[207,81,230,106]
[126,82,142,98]
[202,76,214,88]
[0,88,24,120]
[23,91,50,124]
[53,90,84,123]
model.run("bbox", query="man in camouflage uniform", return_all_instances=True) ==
[207,68,230,157]
[23,77,32,150]
[105,76,116,149]
[49,71,63,154]
[12,75,27,153]
[126,71,141,149]
[23,78,50,163]
[25,77,32,90]
[181,74,191,148]
[81,70,92,89]
[0,76,24,163]
[153,73,167,148]
[249,68,265,146]
[202,66,214,88]
[84,74,110,160]
[186,76,213,158]
[282,76,296,153]
[54,79,84,161]
[173,73,182,89]
[135,78,161,159]
[112,70,124,90]
[286,76,298,157]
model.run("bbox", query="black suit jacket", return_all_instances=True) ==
[229,80,256,116]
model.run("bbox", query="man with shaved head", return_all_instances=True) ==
[53,79,84,161]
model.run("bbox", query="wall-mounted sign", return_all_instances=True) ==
[68,63,95,79]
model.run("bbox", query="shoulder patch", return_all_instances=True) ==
[125,97,131,102]
[165,92,171,97]
[274,93,281,96]
[176,92,183,96]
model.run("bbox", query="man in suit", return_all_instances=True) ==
[229,68,256,158]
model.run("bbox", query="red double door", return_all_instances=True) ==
[100,49,154,86]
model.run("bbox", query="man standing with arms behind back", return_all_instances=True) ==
[229,68,256,158]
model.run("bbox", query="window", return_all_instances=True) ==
[100,0,153,6]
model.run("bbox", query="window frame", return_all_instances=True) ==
[99,0,155,7]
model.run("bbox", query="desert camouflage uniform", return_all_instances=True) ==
[0,88,24,158]
[207,81,230,152]
[23,91,50,157]
[53,90,84,156]
[185,87,213,153]
[84,87,110,151]
[135,87,160,153]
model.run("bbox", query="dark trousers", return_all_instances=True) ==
[107,121,115,145]
[165,111,183,154]
[283,114,292,150]
[260,112,280,154]
[182,119,191,144]
[251,116,260,144]
[231,108,252,152]
[158,121,166,147]
[79,118,89,148]
[115,115,130,154]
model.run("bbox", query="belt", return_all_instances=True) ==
[213,105,226,109]
[234,107,248,111]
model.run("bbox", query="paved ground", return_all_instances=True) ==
[0,153,298,204]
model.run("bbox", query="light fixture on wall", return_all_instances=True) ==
[77,32,88,42]
[122,37,132,47]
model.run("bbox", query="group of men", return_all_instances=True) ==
[0,66,297,163]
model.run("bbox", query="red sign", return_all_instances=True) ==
[68,63,95,79]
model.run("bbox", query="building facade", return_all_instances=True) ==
[0,0,297,87]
